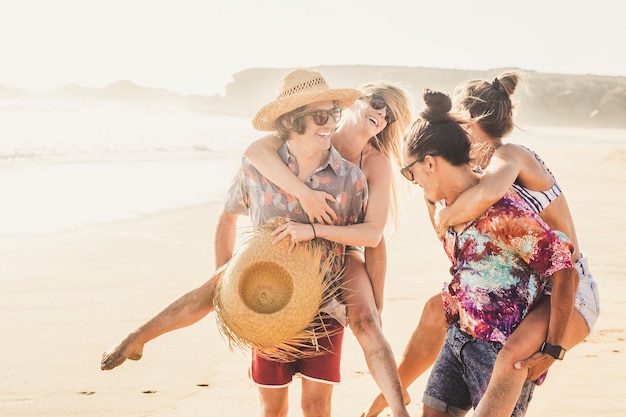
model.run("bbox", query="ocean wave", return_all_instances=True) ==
[0,104,255,161]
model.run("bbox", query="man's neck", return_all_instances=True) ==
[285,141,330,181]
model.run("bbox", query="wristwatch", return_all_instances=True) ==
[540,341,566,360]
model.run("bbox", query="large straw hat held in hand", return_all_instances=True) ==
[252,68,360,131]
[214,224,341,361]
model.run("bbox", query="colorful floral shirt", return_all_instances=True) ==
[224,143,368,306]
[441,190,574,344]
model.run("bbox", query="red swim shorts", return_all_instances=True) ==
[250,318,344,387]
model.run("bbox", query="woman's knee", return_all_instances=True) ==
[497,342,527,368]
[347,303,380,335]
[422,294,446,328]
[563,311,591,349]
[344,272,380,334]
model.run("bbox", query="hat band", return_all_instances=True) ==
[277,76,328,99]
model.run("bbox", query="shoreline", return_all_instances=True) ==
[1,125,625,236]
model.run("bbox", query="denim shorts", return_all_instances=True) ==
[423,324,535,417]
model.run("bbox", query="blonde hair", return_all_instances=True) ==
[359,81,414,229]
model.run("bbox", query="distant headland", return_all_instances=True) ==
[2,65,625,128]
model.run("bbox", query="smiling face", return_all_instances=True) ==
[401,146,444,203]
[353,95,392,137]
[294,100,337,150]
[401,147,424,184]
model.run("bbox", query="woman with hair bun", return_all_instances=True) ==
[366,77,599,417]
[396,87,578,417]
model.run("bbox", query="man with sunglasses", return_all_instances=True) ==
[242,79,416,417]
[101,68,399,417]
[222,68,373,417]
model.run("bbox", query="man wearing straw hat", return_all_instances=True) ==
[217,67,369,417]
[102,68,408,417]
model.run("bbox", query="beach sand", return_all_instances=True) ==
[1,141,625,416]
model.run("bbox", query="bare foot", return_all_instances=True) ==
[361,390,411,417]
[101,332,145,370]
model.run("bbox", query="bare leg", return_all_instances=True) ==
[364,236,387,315]
[343,252,409,417]
[301,379,334,417]
[423,404,454,417]
[473,297,590,417]
[258,386,289,417]
[100,271,221,370]
[364,293,447,417]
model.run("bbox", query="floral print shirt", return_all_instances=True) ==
[441,190,574,343]
[224,143,368,302]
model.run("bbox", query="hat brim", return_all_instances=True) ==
[214,224,342,361]
[252,89,360,131]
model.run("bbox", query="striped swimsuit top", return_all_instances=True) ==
[511,147,562,214]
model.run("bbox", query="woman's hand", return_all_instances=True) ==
[299,189,336,225]
[433,203,451,240]
[272,221,316,252]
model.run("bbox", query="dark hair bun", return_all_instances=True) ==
[495,72,520,96]
[419,88,452,123]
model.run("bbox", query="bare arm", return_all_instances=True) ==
[271,152,391,249]
[245,134,337,224]
[515,266,579,381]
[214,209,239,268]
[315,154,390,246]
[435,151,521,238]
[424,194,438,231]
[546,267,578,346]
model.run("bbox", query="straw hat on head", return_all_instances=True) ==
[252,68,360,131]
[214,223,342,361]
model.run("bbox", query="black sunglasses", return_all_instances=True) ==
[299,107,342,126]
[400,153,440,181]
[365,94,396,124]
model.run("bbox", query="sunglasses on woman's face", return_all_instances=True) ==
[400,159,420,182]
[300,107,342,126]
[365,94,396,124]
[400,153,441,182]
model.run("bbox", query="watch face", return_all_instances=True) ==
[541,342,566,360]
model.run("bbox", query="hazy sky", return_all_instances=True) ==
[1,0,623,96]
